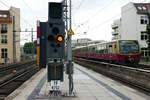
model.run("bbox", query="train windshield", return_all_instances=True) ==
[119,40,139,54]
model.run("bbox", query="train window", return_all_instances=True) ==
[114,44,116,48]
[92,47,95,50]
[119,40,139,54]
[96,50,99,53]
[88,47,91,51]
[101,49,104,53]
[109,45,112,47]
[104,49,108,54]
[91,47,95,52]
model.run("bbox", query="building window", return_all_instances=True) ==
[141,48,149,57]
[1,48,7,58]
[1,35,7,44]
[140,16,148,24]
[141,31,148,40]
[0,14,7,18]
[1,24,8,33]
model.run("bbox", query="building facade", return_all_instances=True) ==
[112,2,150,58]
[111,19,122,40]
[0,7,20,64]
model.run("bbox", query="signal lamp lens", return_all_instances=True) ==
[56,35,64,43]
[52,27,59,34]
[50,44,55,47]
[48,35,54,41]
[58,36,63,41]
[54,49,58,53]
[56,44,61,47]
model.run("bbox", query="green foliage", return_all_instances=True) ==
[23,42,36,54]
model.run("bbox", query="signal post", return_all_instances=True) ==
[46,2,65,95]
[41,0,74,97]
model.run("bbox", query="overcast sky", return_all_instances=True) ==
[0,0,149,45]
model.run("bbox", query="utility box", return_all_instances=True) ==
[47,62,64,82]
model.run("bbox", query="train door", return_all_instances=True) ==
[112,42,118,53]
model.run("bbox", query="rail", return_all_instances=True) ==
[74,58,150,93]
[0,60,36,78]
[0,60,38,99]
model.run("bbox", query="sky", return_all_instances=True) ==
[0,0,150,45]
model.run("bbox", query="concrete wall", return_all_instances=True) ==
[121,2,138,40]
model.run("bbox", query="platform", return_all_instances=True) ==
[5,63,150,100]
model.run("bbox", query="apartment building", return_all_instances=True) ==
[111,2,150,58]
[0,7,20,64]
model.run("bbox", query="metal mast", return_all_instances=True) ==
[64,0,74,95]
[13,16,16,63]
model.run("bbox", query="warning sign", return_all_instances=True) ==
[68,29,75,35]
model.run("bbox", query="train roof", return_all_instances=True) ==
[72,41,108,50]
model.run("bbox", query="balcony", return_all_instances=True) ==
[1,29,7,33]
[111,24,118,29]
[111,19,121,29]
[112,31,118,35]
[112,36,119,40]
[0,18,12,23]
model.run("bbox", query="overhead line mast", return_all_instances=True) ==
[64,0,74,95]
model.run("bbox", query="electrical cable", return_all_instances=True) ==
[73,0,85,15]
[0,0,33,27]
[0,0,39,43]
[21,0,38,43]
[89,0,148,32]
[22,0,34,13]
[22,0,46,20]
[74,0,115,31]
[75,0,148,34]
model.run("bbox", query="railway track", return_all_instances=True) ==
[0,60,35,74]
[0,61,38,99]
[134,63,150,70]
[0,60,36,78]
[74,58,150,94]
[76,57,150,70]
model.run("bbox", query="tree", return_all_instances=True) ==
[23,42,36,54]
[146,14,150,60]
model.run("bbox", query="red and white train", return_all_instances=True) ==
[73,40,141,65]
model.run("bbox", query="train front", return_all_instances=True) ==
[118,40,140,64]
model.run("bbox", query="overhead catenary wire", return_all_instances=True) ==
[22,0,34,13]
[22,0,47,25]
[0,0,38,44]
[89,0,148,32]
[73,0,85,15]
[22,0,47,24]
[74,0,148,35]
[73,0,115,30]
[22,0,43,20]
[74,0,149,35]
[0,0,33,27]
